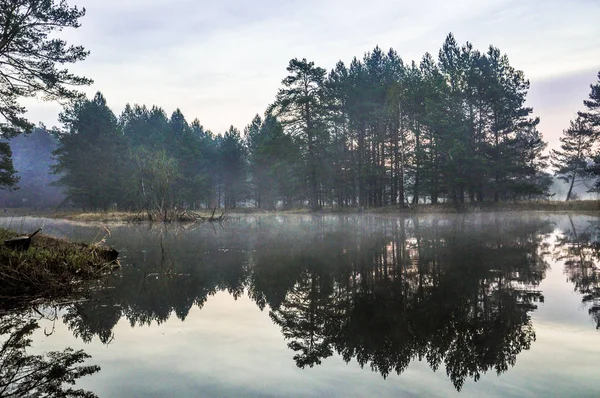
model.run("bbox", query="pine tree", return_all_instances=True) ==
[0,0,91,188]
[551,117,596,200]
[246,113,303,209]
[578,71,600,192]
[53,92,127,209]
[579,71,600,128]
[219,126,246,209]
[245,114,265,207]
[272,58,328,210]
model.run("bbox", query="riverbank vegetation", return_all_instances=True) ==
[0,228,118,307]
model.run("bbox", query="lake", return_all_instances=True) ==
[0,213,599,397]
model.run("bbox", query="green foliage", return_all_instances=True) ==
[130,147,180,216]
[0,0,91,188]
[578,71,600,192]
[272,58,328,210]
[268,34,547,208]
[246,113,303,209]
[0,139,18,188]
[119,104,217,211]
[52,93,128,210]
[48,33,551,212]
[0,227,117,299]
[219,126,246,209]
[579,71,600,128]
[551,117,597,200]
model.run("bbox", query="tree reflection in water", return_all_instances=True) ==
[268,216,551,390]
[554,216,600,329]
[0,311,100,397]
[30,215,554,391]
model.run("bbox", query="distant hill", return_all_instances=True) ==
[0,128,65,209]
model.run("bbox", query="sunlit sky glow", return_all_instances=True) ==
[23,0,600,152]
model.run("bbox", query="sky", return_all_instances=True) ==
[23,0,600,153]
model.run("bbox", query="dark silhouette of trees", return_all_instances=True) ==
[218,126,246,209]
[554,216,600,329]
[246,113,303,209]
[267,216,549,390]
[0,0,91,188]
[272,58,329,210]
[578,71,600,193]
[551,117,597,200]
[579,71,600,129]
[52,92,128,210]
[46,33,551,210]
[0,312,100,397]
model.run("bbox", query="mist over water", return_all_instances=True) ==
[0,213,599,397]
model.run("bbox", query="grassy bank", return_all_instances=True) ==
[0,228,118,306]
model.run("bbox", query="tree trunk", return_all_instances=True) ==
[566,171,576,201]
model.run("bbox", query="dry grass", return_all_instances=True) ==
[59,211,140,222]
[0,228,119,305]
[9,200,600,222]
[58,209,228,222]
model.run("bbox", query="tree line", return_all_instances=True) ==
[2,1,599,210]
[49,34,557,211]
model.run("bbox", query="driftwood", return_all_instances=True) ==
[178,207,226,223]
[4,228,42,251]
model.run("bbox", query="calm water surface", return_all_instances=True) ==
[1,213,599,397]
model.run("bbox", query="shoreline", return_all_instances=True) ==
[0,203,597,307]
[2,200,596,222]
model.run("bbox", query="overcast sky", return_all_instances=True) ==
[24,0,600,152]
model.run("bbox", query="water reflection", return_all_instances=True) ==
[38,214,555,391]
[267,217,551,390]
[0,310,100,397]
[554,216,600,329]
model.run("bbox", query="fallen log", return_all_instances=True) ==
[4,228,42,251]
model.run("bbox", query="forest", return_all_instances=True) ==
[0,1,599,213]
[55,34,554,211]
[3,32,600,212]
